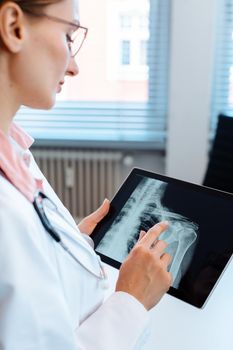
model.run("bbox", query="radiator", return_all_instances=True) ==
[32,148,123,221]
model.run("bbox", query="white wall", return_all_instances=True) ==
[165,0,218,184]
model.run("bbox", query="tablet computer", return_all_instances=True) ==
[92,168,233,308]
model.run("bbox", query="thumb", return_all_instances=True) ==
[89,198,110,224]
[78,198,110,235]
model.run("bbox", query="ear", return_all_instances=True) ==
[0,2,26,53]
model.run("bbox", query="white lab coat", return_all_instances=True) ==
[0,151,149,349]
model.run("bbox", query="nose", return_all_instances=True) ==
[66,56,79,77]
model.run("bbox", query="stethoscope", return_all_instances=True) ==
[0,168,108,286]
[33,190,108,285]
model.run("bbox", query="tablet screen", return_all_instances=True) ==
[92,168,233,308]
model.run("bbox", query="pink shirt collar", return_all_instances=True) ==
[0,122,40,202]
[9,122,34,150]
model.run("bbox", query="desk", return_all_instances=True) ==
[104,259,233,350]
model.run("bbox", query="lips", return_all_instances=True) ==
[57,81,64,93]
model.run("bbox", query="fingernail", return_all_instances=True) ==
[160,220,169,226]
[139,230,146,240]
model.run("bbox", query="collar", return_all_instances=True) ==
[0,122,39,202]
[10,122,34,150]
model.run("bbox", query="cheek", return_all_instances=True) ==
[48,37,70,77]
[13,40,69,108]
[32,29,70,82]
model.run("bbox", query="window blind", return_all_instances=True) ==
[16,0,171,149]
[211,0,233,131]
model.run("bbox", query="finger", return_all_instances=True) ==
[151,239,168,256]
[138,230,147,241]
[140,221,169,249]
[167,271,173,287]
[161,252,173,267]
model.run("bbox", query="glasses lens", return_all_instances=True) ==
[71,27,87,56]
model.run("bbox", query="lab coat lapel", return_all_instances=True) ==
[49,211,102,277]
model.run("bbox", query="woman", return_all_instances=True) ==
[0,0,172,349]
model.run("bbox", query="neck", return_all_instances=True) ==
[0,101,19,135]
[0,58,21,135]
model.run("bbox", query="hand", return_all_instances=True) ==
[115,221,173,310]
[78,199,110,236]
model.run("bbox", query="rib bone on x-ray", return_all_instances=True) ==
[96,177,199,288]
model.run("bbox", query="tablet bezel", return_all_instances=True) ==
[91,167,233,308]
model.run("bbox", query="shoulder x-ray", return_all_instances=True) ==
[96,177,198,288]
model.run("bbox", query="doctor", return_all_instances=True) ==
[0,0,172,349]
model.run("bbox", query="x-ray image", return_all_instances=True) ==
[96,177,199,288]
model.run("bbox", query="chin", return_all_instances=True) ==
[24,94,56,110]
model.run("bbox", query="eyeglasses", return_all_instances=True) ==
[33,191,106,280]
[23,10,88,57]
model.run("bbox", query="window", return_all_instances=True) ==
[120,14,132,29]
[16,0,171,149]
[211,0,233,131]
[108,3,149,81]
[121,40,131,65]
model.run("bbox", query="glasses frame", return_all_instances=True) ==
[23,9,88,57]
